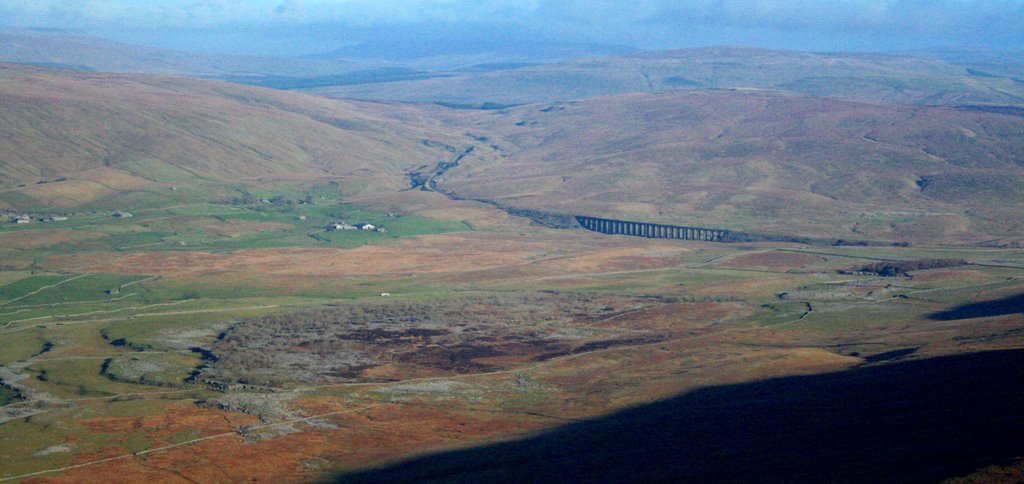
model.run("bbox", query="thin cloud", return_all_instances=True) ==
[0,0,543,27]
[0,0,1020,51]
[642,0,1024,37]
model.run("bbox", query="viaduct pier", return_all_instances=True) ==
[575,216,731,242]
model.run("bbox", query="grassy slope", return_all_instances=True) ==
[435,90,1024,244]
[0,63,468,205]
[311,46,1024,107]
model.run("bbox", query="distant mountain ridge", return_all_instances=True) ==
[310,46,1024,108]
[0,27,372,79]
[5,29,1023,110]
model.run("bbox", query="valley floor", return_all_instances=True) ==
[1,206,1023,482]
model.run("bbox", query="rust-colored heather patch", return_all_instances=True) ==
[911,268,989,283]
[203,219,293,237]
[78,416,146,434]
[0,229,102,249]
[78,403,257,440]
[15,180,116,208]
[538,246,688,274]
[690,275,804,297]
[718,251,824,269]
[51,234,546,276]
[70,445,126,466]
[593,302,736,333]
[50,402,548,483]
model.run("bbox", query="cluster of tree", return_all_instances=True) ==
[0,382,23,406]
[226,192,314,211]
[850,258,967,277]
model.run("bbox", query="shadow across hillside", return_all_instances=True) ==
[929,293,1024,321]
[337,349,1024,483]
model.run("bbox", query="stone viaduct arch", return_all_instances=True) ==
[575,216,730,242]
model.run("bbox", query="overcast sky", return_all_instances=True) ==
[1,0,1022,57]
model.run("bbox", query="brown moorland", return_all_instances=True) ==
[0,63,467,200]
[433,90,1024,244]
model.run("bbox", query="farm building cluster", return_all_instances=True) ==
[326,221,386,233]
[7,214,68,224]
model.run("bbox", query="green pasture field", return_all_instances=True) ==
[0,331,52,365]
[0,273,170,331]
[0,273,150,306]
[1,197,470,260]
[22,358,172,399]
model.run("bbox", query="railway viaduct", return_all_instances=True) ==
[575,216,731,242]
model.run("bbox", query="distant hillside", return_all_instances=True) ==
[3,62,1023,245]
[311,47,1024,108]
[0,63,465,210]
[0,28,372,79]
[434,90,1024,244]
[7,31,1022,110]
[307,33,637,71]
